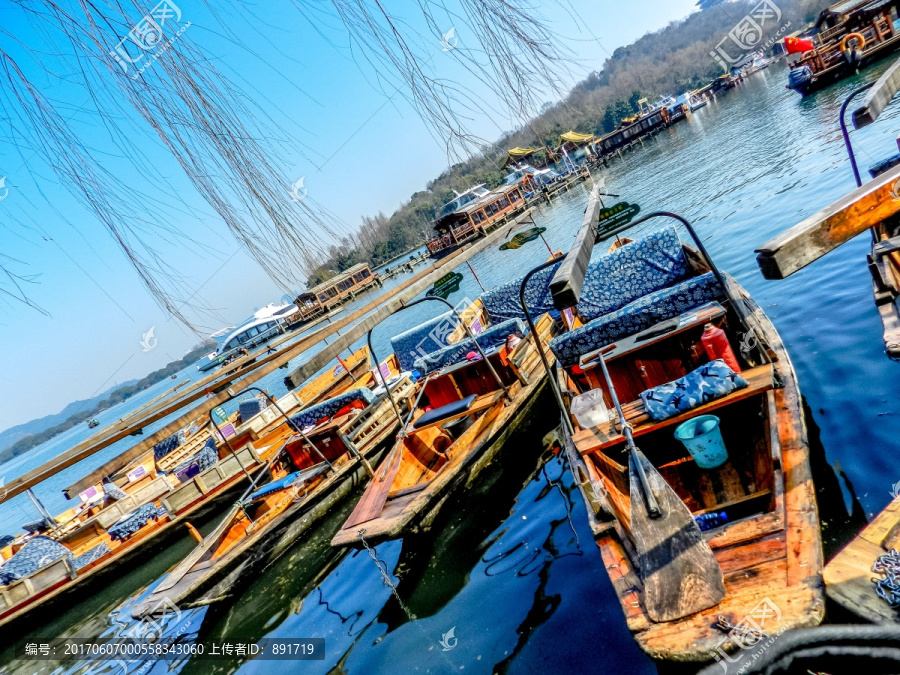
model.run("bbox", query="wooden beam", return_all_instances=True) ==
[549,182,603,309]
[853,55,900,128]
[755,162,900,279]
[9,213,530,505]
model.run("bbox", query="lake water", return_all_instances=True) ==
[4,59,900,674]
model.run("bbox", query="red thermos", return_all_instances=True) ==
[701,323,741,372]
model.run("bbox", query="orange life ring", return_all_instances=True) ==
[840,32,865,52]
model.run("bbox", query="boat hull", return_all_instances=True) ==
[789,37,900,96]
[131,445,389,617]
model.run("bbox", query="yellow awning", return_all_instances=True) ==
[559,131,594,144]
[507,147,539,157]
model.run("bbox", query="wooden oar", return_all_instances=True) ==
[339,373,434,533]
[594,349,725,622]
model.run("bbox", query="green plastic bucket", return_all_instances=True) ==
[674,414,728,469]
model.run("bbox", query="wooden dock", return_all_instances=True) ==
[824,497,900,623]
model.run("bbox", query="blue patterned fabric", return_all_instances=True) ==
[550,273,722,368]
[239,398,268,421]
[0,536,72,585]
[577,227,689,322]
[246,472,302,503]
[172,439,219,482]
[481,262,562,323]
[390,311,458,372]
[21,518,55,534]
[639,360,748,422]
[289,387,376,431]
[105,483,129,501]
[108,503,163,542]
[73,542,111,569]
[413,318,526,374]
[153,430,186,461]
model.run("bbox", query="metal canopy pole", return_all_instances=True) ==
[517,258,573,436]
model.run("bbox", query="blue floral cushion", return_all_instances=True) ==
[108,503,163,542]
[73,542,111,569]
[413,318,526,374]
[239,398,267,421]
[639,360,748,422]
[105,483,129,501]
[153,430,186,461]
[390,311,458,372]
[481,262,561,323]
[0,536,73,585]
[172,439,219,482]
[289,387,376,431]
[577,226,689,322]
[550,273,722,368]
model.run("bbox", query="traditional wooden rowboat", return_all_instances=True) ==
[0,347,384,632]
[758,56,900,358]
[824,496,900,623]
[547,209,823,662]
[130,374,415,617]
[332,283,559,548]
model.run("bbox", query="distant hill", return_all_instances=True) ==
[0,342,214,466]
[0,381,138,452]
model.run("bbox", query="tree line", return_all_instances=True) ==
[307,0,830,287]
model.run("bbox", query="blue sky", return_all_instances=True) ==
[0,0,699,432]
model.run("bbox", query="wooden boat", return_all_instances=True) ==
[787,0,900,96]
[0,347,387,632]
[550,211,823,662]
[824,496,900,622]
[425,183,530,259]
[294,263,382,322]
[758,57,900,358]
[332,291,559,547]
[130,374,415,617]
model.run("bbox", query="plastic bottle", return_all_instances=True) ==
[694,511,729,531]
[701,323,741,372]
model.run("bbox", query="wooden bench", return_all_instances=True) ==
[407,391,505,434]
[574,364,775,455]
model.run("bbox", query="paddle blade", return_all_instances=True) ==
[629,451,725,622]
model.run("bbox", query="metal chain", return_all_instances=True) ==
[715,615,768,645]
[358,529,417,621]
[872,548,900,607]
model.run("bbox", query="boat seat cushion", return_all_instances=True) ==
[108,503,165,542]
[550,273,723,367]
[289,387,376,432]
[172,439,219,483]
[639,359,749,422]
[0,536,73,585]
[577,226,689,322]
[480,261,561,323]
[413,318,526,374]
[104,483,129,501]
[390,311,459,372]
[247,471,303,503]
[73,542,111,569]
[153,430,186,461]
[870,152,900,179]
[413,394,477,429]
[246,464,330,503]
[238,397,267,421]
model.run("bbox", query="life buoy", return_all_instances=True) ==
[840,32,865,52]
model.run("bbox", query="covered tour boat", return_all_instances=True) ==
[787,0,900,95]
